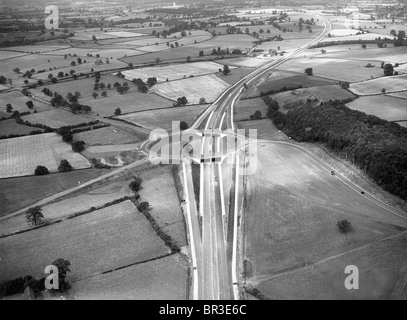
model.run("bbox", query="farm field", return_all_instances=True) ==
[88,49,144,59]
[0,201,169,282]
[346,96,407,122]
[0,51,29,60]
[329,29,362,37]
[256,232,407,299]
[0,177,134,236]
[277,57,385,82]
[0,133,91,178]
[151,74,230,104]
[257,37,319,53]
[0,168,104,216]
[387,91,407,99]
[0,91,52,113]
[73,127,141,146]
[116,104,208,130]
[0,119,43,137]
[235,97,269,122]
[191,34,257,50]
[215,67,253,86]
[321,33,389,42]
[319,47,407,64]
[217,57,271,68]
[32,75,134,100]
[349,75,407,95]
[21,109,91,128]
[69,254,187,300]
[2,45,71,54]
[244,143,407,297]
[237,119,288,141]
[271,85,355,110]
[242,70,337,98]
[121,61,231,82]
[139,167,187,246]
[81,91,173,117]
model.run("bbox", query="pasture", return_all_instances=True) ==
[116,104,208,130]
[139,167,187,246]
[22,109,92,128]
[277,57,385,82]
[121,61,231,82]
[0,201,169,282]
[0,133,91,178]
[244,143,407,296]
[235,98,269,122]
[151,74,230,104]
[388,91,407,99]
[321,33,390,42]
[346,96,407,122]
[349,75,407,95]
[0,169,103,216]
[0,91,52,113]
[69,254,187,300]
[0,119,43,137]
[237,119,287,141]
[73,127,141,146]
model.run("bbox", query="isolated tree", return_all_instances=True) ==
[250,110,262,120]
[199,97,207,104]
[25,206,44,227]
[137,201,150,212]
[222,65,231,76]
[383,63,394,76]
[92,92,98,99]
[114,108,121,116]
[101,91,107,98]
[99,82,105,90]
[35,165,49,176]
[48,73,53,80]
[337,219,352,233]
[155,57,161,65]
[6,103,12,113]
[58,159,73,172]
[186,56,191,63]
[180,121,189,130]
[26,100,34,109]
[72,140,85,152]
[51,77,57,84]
[51,258,71,292]
[62,132,73,142]
[339,81,350,90]
[70,61,76,67]
[12,67,20,73]
[305,67,313,76]
[107,83,112,90]
[129,176,142,193]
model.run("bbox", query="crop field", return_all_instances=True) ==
[244,143,407,297]
[69,254,187,300]
[151,74,230,104]
[116,104,208,130]
[346,96,407,122]
[217,57,271,68]
[271,85,355,110]
[0,119,43,136]
[22,109,92,128]
[0,168,103,217]
[74,127,141,146]
[349,75,407,95]
[139,167,186,246]
[277,57,385,82]
[81,91,173,117]
[0,177,134,236]
[242,70,337,98]
[256,232,407,299]
[320,47,407,64]
[0,201,169,282]
[0,133,91,178]
[121,61,231,82]
[0,91,52,113]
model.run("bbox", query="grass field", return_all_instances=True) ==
[0,133,91,178]
[0,91,52,113]
[69,254,187,300]
[121,61,230,82]
[329,29,363,37]
[151,74,230,104]
[116,104,208,130]
[81,91,173,117]
[350,75,407,95]
[235,97,269,122]
[22,109,92,128]
[0,178,134,236]
[277,57,386,82]
[321,33,390,43]
[0,201,169,282]
[346,96,407,122]
[388,91,407,100]
[139,167,187,246]
[237,119,288,141]
[217,57,271,68]
[0,119,44,136]
[271,85,355,110]
[244,142,407,298]
[73,127,141,146]
[256,232,407,299]
[0,168,104,217]
[0,51,29,60]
